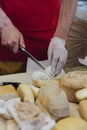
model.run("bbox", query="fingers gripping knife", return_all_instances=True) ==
[19,46,54,79]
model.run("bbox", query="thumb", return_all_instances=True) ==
[20,34,25,48]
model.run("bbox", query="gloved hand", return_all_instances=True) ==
[47,37,68,76]
[0,21,25,53]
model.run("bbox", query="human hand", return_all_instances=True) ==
[47,37,68,76]
[0,22,25,53]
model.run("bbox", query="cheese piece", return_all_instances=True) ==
[29,84,39,98]
[79,100,87,121]
[17,84,34,103]
[0,85,18,101]
[60,71,87,103]
[32,70,60,88]
[37,84,69,120]
[53,117,87,130]
[7,101,55,130]
[7,119,18,130]
[0,118,6,130]
[32,77,59,88]
[76,88,87,101]
[69,102,81,118]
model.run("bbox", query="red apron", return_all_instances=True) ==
[0,0,60,61]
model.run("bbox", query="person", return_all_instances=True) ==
[0,0,78,75]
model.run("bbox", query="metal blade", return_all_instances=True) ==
[19,46,46,70]
[19,46,55,78]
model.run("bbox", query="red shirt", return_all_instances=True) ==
[0,0,60,61]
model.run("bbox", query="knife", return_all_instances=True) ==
[19,46,46,69]
[19,46,54,78]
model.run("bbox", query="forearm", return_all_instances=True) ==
[54,0,78,40]
[0,7,12,31]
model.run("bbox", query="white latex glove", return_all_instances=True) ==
[48,37,68,76]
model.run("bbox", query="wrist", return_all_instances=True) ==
[54,25,69,40]
[51,37,66,47]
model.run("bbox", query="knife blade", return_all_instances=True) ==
[19,46,54,78]
[19,46,46,70]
